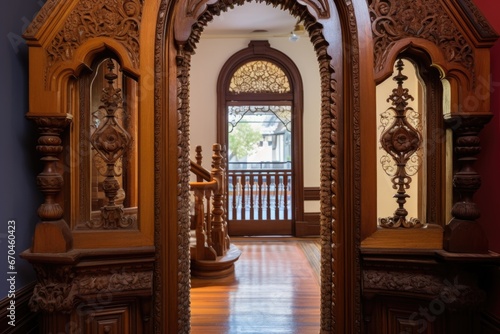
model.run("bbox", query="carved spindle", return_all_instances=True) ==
[28,115,73,253]
[378,59,423,229]
[221,145,230,251]
[210,143,226,255]
[444,114,491,253]
[90,59,132,229]
[195,145,203,182]
[195,145,203,166]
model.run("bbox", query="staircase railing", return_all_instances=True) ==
[189,144,230,262]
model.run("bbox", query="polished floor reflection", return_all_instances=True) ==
[191,239,321,334]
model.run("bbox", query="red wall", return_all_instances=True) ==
[472,0,500,318]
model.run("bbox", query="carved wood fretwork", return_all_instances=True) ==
[90,59,133,230]
[369,0,474,75]
[378,59,423,229]
[46,0,142,70]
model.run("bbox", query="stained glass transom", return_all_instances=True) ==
[229,61,291,93]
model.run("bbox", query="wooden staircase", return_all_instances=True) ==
[189,144,241,278]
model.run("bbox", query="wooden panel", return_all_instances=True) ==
[303,187,320,201]
[84,305,130,334]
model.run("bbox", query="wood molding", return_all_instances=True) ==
[304,187,320,201]
[0,282,39,333]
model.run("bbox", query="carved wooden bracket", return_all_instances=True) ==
[27,114,73,253]
[444,114,492,253]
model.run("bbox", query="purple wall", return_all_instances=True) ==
[0,0,46,295]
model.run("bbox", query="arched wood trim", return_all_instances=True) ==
[47,39,139,90]
[216,40,305,226]
[156,0,364,332]
[374,39,470,86]
[20,0,498,332]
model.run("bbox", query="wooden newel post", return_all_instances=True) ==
[27,115,73,253]
[444,114,492,253]
[210,143,226,256]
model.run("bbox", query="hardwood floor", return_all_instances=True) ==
[190,239,321,334]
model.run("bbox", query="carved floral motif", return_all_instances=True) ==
[47,0,142,69]
[30,264,153,313]
[78,271,152,294]
[369,0,474,73]
[30,265,77,313]
[363,269,486,309]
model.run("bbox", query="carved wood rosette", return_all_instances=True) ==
[27,114,73,253]
[90,59,132,230]
[444,114,492,253]
[378,59,423,229]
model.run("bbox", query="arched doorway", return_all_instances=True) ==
[154,0,368,332]
[216,40,305,236]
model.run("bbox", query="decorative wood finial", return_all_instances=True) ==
[378,59,424,229]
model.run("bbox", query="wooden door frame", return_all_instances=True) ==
[216,40,304,236]
[155,0,370,332]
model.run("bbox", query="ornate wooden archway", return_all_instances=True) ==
[20,0,498,333]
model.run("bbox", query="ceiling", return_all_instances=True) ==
[202,2,298,38]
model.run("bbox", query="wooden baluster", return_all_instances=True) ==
[210,144,226,256]
[241,175,247,220]
[204,189,213,249]
[195,145,203,182]
[283,172,289,220]
[194,188,205,259]
[193,187,216,261]
[444,114,491,253]
[250,172,255,220]
[266,173,271,220]
[274,174,279,220]
[231,174,238,220]
[257,174,263,221]
[28,115,73,253]
[221,145,230,251]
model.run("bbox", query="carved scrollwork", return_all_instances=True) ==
[378,59,423,229]
[30,264,153,313]
[78,270,152,295]
[363,269,486,310]
[46,0,142,70]
[369,0,474,74]
[30,265,77,313]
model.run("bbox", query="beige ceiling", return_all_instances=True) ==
[202,2,298,38]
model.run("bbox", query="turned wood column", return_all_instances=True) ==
[210,144,226,256]
[27,115,73,253]
[444,114,492,253]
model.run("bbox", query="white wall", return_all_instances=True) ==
[190,34,322,202]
